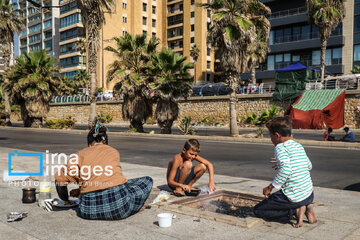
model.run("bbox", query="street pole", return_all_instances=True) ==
[101,27,104,91]
[40,0,43,50]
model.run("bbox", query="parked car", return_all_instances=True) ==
[192,83,230,96]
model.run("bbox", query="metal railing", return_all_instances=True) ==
[51,77,360,104]
[268,6,306,19]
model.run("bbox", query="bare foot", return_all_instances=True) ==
[173,187,185,197]
[293,206,306,228]
[305,204,318,224]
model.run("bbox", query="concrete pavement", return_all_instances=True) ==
[0,146,360,240]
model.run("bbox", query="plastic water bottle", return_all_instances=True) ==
[199,186,209,194]
[38,166,51,208]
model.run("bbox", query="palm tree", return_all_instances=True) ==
[306,0,345,82]
[202,0,270,137]
[248,13,271,85]
[150,48,193,134]
[5,50,74,127]
[0,0,25,126]
[189,44,200,83]
[74,69,89,94]
[105,33,159,132]
[77,0,115,128]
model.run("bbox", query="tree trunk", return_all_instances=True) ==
[229,73,239,137]
[130,119,144,132]
[159,120,173,134]
[320,38,328,83]
[194,62,196,84]
[87,21,99,129]
[250,67,256,85]
[30,118,42,128]
[3,44,12,126]
[88,71,97,129]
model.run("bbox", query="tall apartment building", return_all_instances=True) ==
[99,0,214,90]
[165,0,214,83]
[98,0,164,90]
[17,0,60,58]
[59,0,86,79]
[243,0,358,84]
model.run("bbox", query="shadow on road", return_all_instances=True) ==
[344,183,360,192]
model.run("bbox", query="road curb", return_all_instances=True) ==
[1,126,360,149]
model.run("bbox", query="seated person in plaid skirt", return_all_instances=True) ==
[55,123,153,220]
[167,139,216,196]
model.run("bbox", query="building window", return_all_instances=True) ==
[143,17,147,25]
[152,6,156,14]
[267,55,274,70]
[143,3,147,11]
[122,29,127,36]
[123,16,127,23]
[60,13,81,28]
[167,15,183,26]
[207,48,211,56]
[152,32,156,38]
[191,11,194,18]
[191,37,194,43]
[191,0,194,5]
[152,19,156,27]
[167,27,183,38]
[143,30,147,35]
[355,16,360,32]
[312,48,342,66]
[207,61,211,69]
[191,25,194,31]
[123,3,127,9]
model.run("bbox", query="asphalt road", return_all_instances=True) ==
[1,128,359,191]
[11,122,354,141]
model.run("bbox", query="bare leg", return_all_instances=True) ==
[173,161,193,196]
[305,204,318,224]
[293,206,306,228]
[187,163,206,187]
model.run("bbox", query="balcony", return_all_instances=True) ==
[270,35,344,54]
[268,7,306,20]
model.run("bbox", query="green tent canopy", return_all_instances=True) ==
[272,62,320,101]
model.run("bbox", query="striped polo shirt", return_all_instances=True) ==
[272,140,313,202]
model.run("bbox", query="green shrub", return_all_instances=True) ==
[178,116,196,135]
[200,117,216,126]
[97,114,113,124]
[0,119,5,126]
[45,116,75,129]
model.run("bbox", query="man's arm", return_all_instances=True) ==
[194,155,216,191]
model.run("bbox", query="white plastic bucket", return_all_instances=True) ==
[157,213,173,227]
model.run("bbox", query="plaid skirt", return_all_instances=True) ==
[79,176,153,220]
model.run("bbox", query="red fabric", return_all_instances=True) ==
[289,91,345,129]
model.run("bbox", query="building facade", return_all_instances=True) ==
[59,0,86,80]
[17,0,60,58]
[242,0,359,84]
[99,0,215,90]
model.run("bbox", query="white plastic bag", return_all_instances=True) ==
[152,191,171,204]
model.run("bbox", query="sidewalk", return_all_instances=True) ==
[1,146,360,240]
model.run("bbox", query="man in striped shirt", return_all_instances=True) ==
[253,117,317,228]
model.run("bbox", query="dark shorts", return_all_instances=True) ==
[169,166,196,190]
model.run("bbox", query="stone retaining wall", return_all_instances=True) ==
[21,90,360,128]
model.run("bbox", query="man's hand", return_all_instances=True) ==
[70,188,80,198]
[263,184,274,198]
[209,182,216,192]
